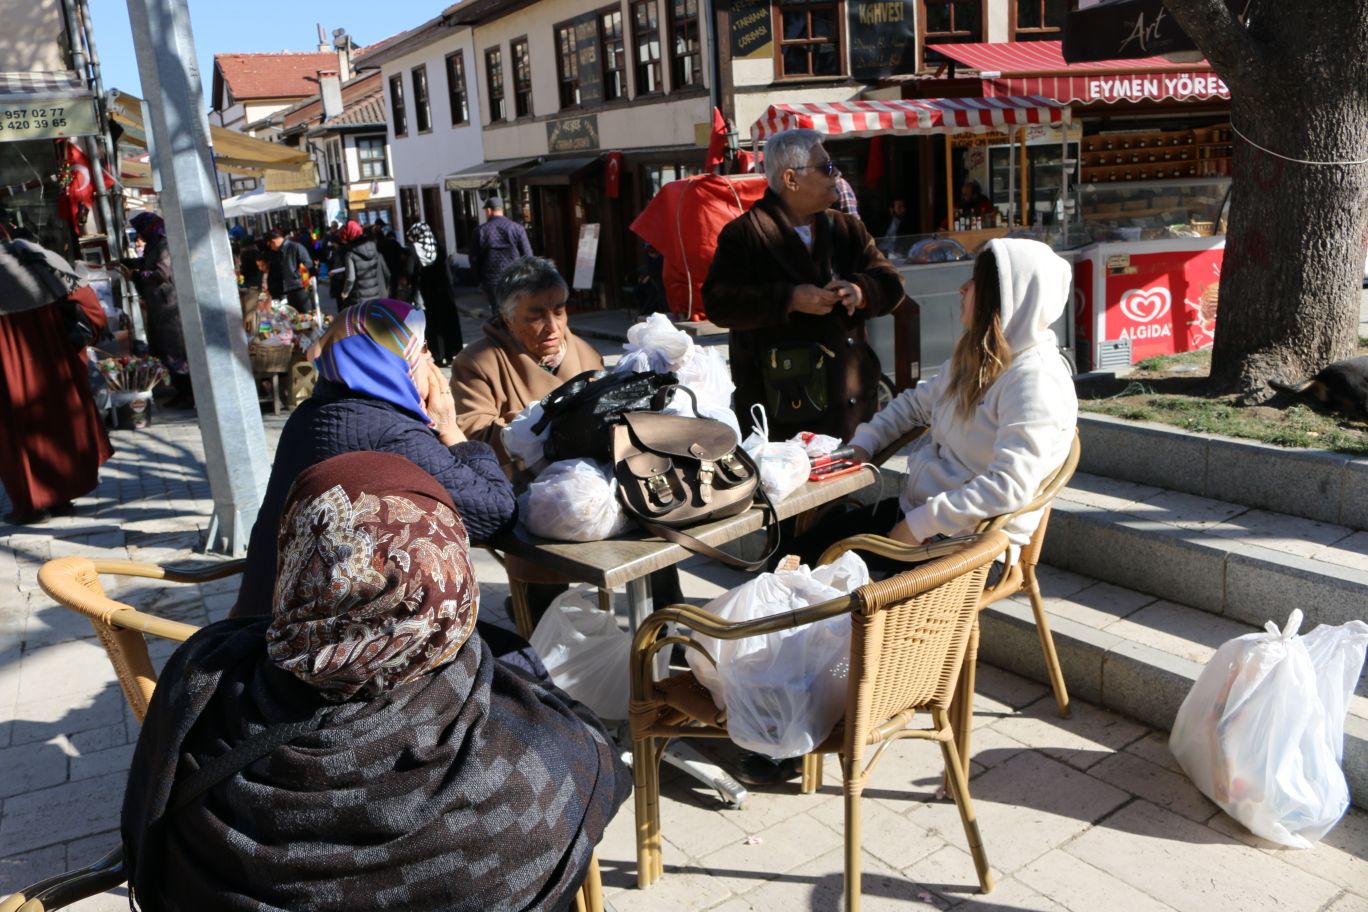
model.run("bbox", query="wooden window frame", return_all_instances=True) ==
[388,73,407,137]
[485,46,507,123]
[773,0,846,80]
[917,0,987,72]
[630,0,663,96]
[1010,0,1068,40]
[599,6,627,102]
[555,19,582,109]
[411,64,432,133]
[399,186,421,231]
[667,0,702,90]
[511,36,533,118]
[445,51,469,125]
[356,135,389,179]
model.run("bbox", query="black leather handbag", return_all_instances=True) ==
[532,369,678,462]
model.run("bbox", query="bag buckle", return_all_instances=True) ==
[698,460,715,504]
[646,473,673,505]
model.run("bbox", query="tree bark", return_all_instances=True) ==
[1160,0,1368,402]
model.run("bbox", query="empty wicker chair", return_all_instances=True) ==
[628,531,1010,909]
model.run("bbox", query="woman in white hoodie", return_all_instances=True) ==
[807,237,1077,562]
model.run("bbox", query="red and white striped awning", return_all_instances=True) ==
[749,96,1066,145]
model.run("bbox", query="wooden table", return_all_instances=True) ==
[491,467,878,806]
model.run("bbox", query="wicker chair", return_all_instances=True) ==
[628,531,1010,909]
[814,430,1081,787]
[6,557,604,912]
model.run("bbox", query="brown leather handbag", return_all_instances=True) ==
[612,402,779,570]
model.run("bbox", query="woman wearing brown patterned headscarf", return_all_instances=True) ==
[123,450,629,912]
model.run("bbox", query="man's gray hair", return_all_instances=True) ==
[763,128,826,193]
[495,256,568,319]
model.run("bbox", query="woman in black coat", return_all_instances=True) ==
[400,221,464,365]
[337,219,390,308]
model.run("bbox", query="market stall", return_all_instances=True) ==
[749,96,1074,384]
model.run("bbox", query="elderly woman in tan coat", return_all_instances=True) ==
[450,256,603,470]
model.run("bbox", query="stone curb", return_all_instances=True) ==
[1077,413,1368,528]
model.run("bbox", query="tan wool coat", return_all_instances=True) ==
[450,318,604,470]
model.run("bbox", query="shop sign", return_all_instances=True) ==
[547,115,600,154]
[847,0,916,81]
[1085,72,1229,103]
[1063,0,1250,63]
[0,97,98,141]
[1104,248,1222,360]
[574,12,604,107]
[729,0,773,60]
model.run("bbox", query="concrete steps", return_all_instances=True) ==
[972,440,1368,808]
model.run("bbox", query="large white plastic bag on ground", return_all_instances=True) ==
[523,459,630,542]
[741,405,810,501]
[529,586,629,720]
[501,400,549,476]
[1168,610,1368,847]
[687,551,870,759]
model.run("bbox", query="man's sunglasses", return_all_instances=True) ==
[793,159,840,177]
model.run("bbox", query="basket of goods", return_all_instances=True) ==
[1190,219,1216,237]
[246,300,299,374]
[95,354,167,430]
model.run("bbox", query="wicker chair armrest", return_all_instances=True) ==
[870,426,927,467]
[38,558,201,642]
[87,557,247,584]
[2,847,124,912]
[817,532,982,567]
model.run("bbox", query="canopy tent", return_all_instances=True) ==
[629,174,768,320]
[924,41,1228,105]
[220,188,325,218]
[749,96,1065,145]
[108,89,317,189]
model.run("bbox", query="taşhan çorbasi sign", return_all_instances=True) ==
[1085,72,1229,103]
[847,0,916,81]
[575,12,605,107]
[0,97,98,142]
[729,0,773,60]
[547,115,600,154]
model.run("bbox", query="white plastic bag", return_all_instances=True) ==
[1169,610,1368,847]
[501,400,550,476]
[529,586,629,720]
[616,312,694,373]
[523,459,630,542]
[687,551,870,759]
[741,405,811,502]
[614,314,740,439]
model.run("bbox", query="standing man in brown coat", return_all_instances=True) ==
[703,128,905,441]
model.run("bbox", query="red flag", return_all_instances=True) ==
[704,107,727,172]
[57,139,113,229]
[864,136,886,187]
[736,149,756,174]
[605,151,623,198]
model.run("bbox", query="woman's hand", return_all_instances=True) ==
[825,278,863,315]
[424,362,465,446]
[850,445,872,465]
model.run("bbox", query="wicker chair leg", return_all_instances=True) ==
[632,737,664,888]
[937,710,993,894]
[507,578,536,640]
[1024,564,1070,719]
[800,753,823,794]
[844,782,864,912]
[574,852,603,912]
[951,619,980,780]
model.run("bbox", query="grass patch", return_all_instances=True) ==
[1134,350,1212,372]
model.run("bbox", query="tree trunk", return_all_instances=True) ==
[1160,0,1368,402]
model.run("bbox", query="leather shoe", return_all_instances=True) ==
[734,752,801,786]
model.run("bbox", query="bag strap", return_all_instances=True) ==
[619,484,782,572]
[168,713,324,814]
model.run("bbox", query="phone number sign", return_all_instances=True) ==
[0,97,99,141]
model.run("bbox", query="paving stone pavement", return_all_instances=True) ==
[2,368,1367,910]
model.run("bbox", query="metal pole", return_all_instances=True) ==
[125,0,271,555]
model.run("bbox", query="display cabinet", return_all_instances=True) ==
[1076,176,1231,241]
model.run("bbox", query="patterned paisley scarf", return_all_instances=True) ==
[406,221,439,267]
[314,297,430,421]
[267,450,477,700]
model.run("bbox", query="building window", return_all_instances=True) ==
[388,74,407,136]
[511,37,533,117]
[668,0,702,88]
[356,136,388,179]
[1012,0,1066,39]
[556,22,581,108]
[445,51,469,125]
[631,0,663,95]
[600,8,626,101]
[485,47,506,122]
[644,162,702,199]
[777,0,842,78]
[411,65,432,132]
[921,0,983,69]
[399,186,421,231]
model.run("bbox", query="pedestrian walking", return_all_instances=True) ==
[468,196,532,316]
[120,211,194,409]
[266,228,313,312]
[337,219,390,309]
[400,221,464,364]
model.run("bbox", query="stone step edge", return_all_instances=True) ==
[1076,413,1368,529]
[1044,501,1368,632]
[977,598,1368,810]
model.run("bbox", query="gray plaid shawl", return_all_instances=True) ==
[122,619,628,911]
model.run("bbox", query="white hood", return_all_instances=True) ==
[987,237,1072,356]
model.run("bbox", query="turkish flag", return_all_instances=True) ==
[605,151,623,198]
[704,107,728,172]
[865,136,886,186]
[736,149,756,174]
[57,140,113,229]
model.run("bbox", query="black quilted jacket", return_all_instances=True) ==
[232,380,516,616]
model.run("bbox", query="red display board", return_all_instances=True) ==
[1103,247,1222,361]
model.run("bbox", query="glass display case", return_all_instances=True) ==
[1076,176,1231,241]
[988,141,1079,227]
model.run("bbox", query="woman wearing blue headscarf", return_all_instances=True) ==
[232,298,517,622]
